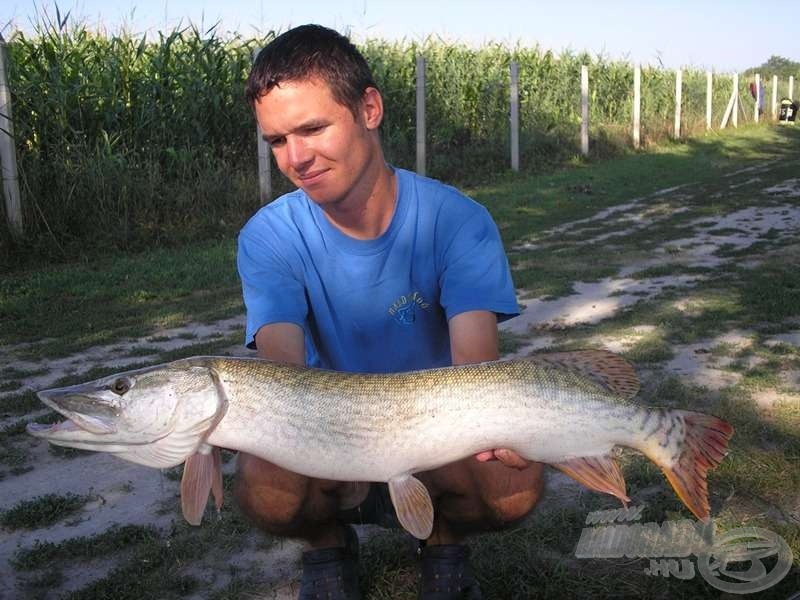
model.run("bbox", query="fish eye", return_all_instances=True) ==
[110,377,132,395]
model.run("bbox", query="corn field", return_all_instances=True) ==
[1,22,795,262]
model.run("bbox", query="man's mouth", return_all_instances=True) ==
[298,169,329,185]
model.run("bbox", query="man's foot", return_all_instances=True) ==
[418,544,483,599]
[298,524,361,600]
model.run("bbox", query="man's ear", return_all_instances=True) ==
[361,87,384,130]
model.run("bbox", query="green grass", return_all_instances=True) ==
[0,493,92,530]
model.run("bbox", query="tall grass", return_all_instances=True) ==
[1,19,794,266]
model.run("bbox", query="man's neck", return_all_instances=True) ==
[322,162,397,240]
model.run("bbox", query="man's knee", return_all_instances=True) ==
[233,453,310,534]
[425,459,545,531]
[481,463,544,528]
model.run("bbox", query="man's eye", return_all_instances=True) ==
[269,137,285,147]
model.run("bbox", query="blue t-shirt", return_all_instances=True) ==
[237,167,519,373]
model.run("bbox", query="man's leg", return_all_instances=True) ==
[414,459,544,598]
[419,458,545,543]
[234,453,363,599]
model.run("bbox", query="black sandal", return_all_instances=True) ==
[298,524,362,600]
[418,544,483,599]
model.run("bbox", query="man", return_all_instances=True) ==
[235,24,544,599]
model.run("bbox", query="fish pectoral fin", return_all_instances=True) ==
[388,474,434,540]
[553,455,631,506]
[180,444,223,525]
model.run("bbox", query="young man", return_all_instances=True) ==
[236,24,544,599]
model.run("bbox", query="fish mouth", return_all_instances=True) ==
[26,388,118,444]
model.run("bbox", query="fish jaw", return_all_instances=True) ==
[33,386,119,436]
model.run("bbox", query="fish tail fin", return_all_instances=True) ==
[642,411,733,520]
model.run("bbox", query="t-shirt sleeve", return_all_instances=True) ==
[438,206,520,323]
[237,224,308,349]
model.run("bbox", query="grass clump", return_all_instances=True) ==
[0,493,91,530]
[12,524,160,570]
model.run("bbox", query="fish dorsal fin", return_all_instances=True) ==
[553,455,630,506]
[530,350,640,399]
[180,444,223,526]
[388,474,434,540]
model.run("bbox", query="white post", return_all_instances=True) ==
[633,64,641,148]
[772,75,778,120]
[510,61,519,171]
[754,73,760,123]
[252,48,271,204]
[790,76,795,100]
[733,73,739,128]
[0,34,23,238]
[706,71,713,130]
[674,69,682,139]
[581,65,589,156]
[416,55,426,176]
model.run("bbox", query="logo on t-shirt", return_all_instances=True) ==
[388,291,430,326]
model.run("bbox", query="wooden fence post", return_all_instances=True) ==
[674,69,682,139]
[0,34,23,238]
[416,55,426,177]
[581,65,589,156]
[733,73,739,128]
[754,73,760,123]
[252,48,271,204]
[510,61,519,171]
[633,64,641,148]
[772,75,778,119]
[706,71,713,130]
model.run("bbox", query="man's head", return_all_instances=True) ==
[245,25,387,208]
[246,25,378,118]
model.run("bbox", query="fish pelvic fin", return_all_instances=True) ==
[388,474,434,540]
[642,411,733,520]
[338,482,370,511]
[180,444,223,526]
[530,349,640,399]
[553,455,630,506]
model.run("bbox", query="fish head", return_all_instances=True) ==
[27,359,225,468]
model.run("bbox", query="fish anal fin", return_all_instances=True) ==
[648,412,734,520]
[553,455,631,506]
[531,350,640,399]
[180,445,223,525]
[388,474,433,540]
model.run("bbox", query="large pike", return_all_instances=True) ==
[27,350,733,538]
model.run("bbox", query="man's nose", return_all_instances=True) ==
[286,137,313,170]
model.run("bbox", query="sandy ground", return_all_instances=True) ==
[2,172,800,598]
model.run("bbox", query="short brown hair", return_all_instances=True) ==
[246,25,378,118]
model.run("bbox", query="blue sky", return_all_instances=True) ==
[2,0,798,72]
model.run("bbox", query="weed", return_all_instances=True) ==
[0,493,91,530]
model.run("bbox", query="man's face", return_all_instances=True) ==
[254,78,378,206]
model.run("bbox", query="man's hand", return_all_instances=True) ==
[474,448,530,470]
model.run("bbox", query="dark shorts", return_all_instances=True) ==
[338,482,400,529]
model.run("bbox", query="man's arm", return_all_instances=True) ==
[449,310,529,470]
[254,322,305,365]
